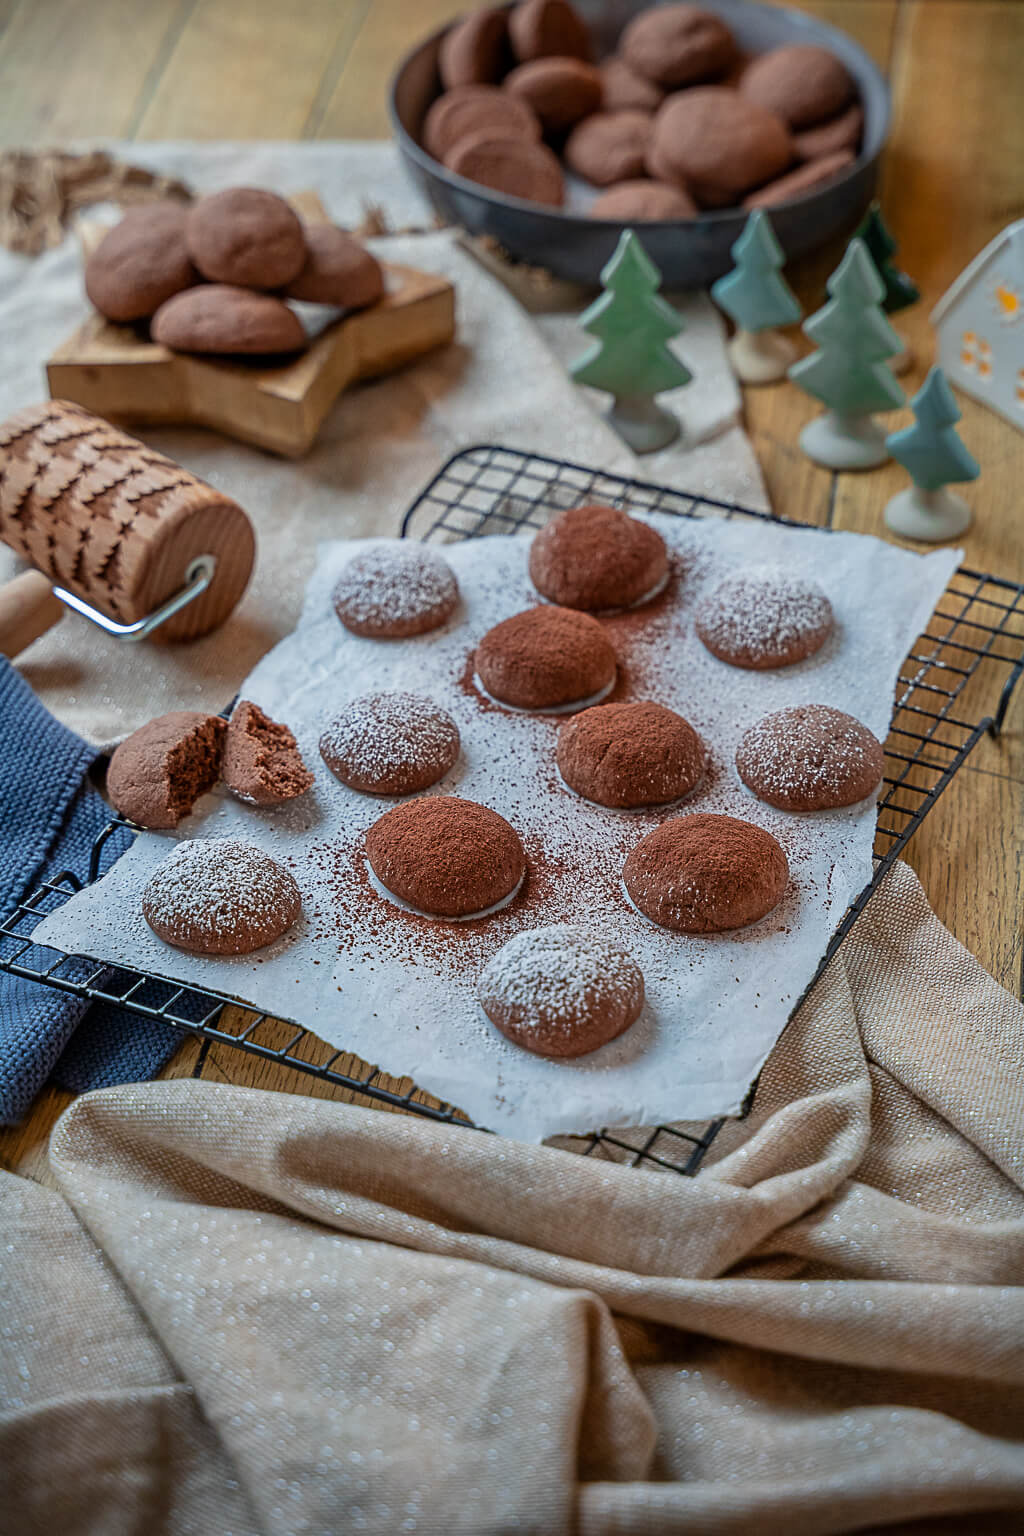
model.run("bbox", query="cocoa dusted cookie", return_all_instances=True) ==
[106,711,226,830]
[504,57,602,134]
[152,286,306,355]
[142,838,302,954]
[623,812,789,933]
[285,225,383,309]
[589,179,698,220]
[85,203,197,323]
[186,188,307,289]
[476,605,617,712]
[736,704,884,812]
[423,84,542,161]
[439,6,509,88]
[647,87,793,207]
[529,503,668,610]
[557,700,704,808]
[564,110,654,187]
[742,150,854,210]
[478,925,645,1058]
[599,56,664,113]
[366,796,526,919]
[793,102,863,162]
[620,4,737,88]
[509,0,591,62]
[740,44,856,130]
[446,135,565,207]
[222,700,313,806]
[332,543,460,638]
[695,569,834,670]
[319,693,460,795]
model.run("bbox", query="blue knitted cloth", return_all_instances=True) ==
[0,659,180,1123]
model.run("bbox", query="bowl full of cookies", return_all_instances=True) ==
[390,0,890,286]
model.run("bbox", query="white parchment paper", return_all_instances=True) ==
[36,513,958,1139]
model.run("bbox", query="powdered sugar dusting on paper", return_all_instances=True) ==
[37,518,959,1140]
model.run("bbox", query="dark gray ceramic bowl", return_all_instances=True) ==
[389,0,890,287]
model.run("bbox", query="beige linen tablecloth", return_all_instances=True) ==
[3,861,1024,1534]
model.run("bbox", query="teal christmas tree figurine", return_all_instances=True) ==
[571,229,692,454]
[710,210,803,385]
[788,237,906,470]
[884,366,979,542]
[854,202,921,374]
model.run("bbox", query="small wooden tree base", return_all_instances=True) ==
[605,395,680,454]
[890,333,914,376]
[727,327,798,384]
[800,409,890,470]
[884,485,972,542]
[46,193,455,459]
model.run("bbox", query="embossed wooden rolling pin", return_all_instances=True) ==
[0,400,255,657]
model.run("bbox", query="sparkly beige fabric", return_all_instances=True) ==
[3,861,1024,1534]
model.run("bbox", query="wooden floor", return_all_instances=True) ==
[2,0,1023,1181]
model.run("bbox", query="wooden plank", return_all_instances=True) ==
[0,0,188,145]
[136,0,360,140]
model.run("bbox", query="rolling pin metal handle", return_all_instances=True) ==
[51,554,218,641]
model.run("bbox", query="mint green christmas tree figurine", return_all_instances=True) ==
[571,229,692,454]
[884,367,979,541]
[789,237,906,470]
[710,210,803,385]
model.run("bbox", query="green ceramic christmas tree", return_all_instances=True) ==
[855,202,920,374]
[571,229,692,454]
[884,367,979,541]
[710,210,803,385]
[789,237,906,470]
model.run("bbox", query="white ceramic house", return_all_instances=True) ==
[931,220,1024,430]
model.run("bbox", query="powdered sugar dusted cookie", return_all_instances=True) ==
[736,704,884,811]
[478,924,644,1057]
[332,543,459,639]
[320,693,460,795]
[143,838,301,954]
[695,568,833,669]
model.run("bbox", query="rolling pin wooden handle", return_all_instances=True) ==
[0,569,64,658]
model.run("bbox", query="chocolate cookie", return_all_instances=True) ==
[695,570,834,670]
[320,693,460,795]
[106,711,226,829]
[478,925,644,1057]
[647,87,793,206]
[142,838,302,954]
[439,6,509,88]
[564,110,654,187]
[504,57,602,133]
[557,700,704,808]
[736,704,884,812]
[599,56,664,113]
[620,4,737,88]
[332,544,459,638]
[85,203,197,323]
[794,102,863,161]
[222,700,313,806]
[589,179,698,220]
[742,149,854,208]
[152,285,306,355]
[529,503,668,610]
[446,135,565,206]
[623,813,788,933]
[366,797,526,919]
[476,605,617,711]
[185,187,307,289]
[423,84,542,161]
[508,0,591,62]
[285,225,383,308]
[739,44,856,130]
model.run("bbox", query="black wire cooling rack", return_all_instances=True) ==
[5,445,1024,1177]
